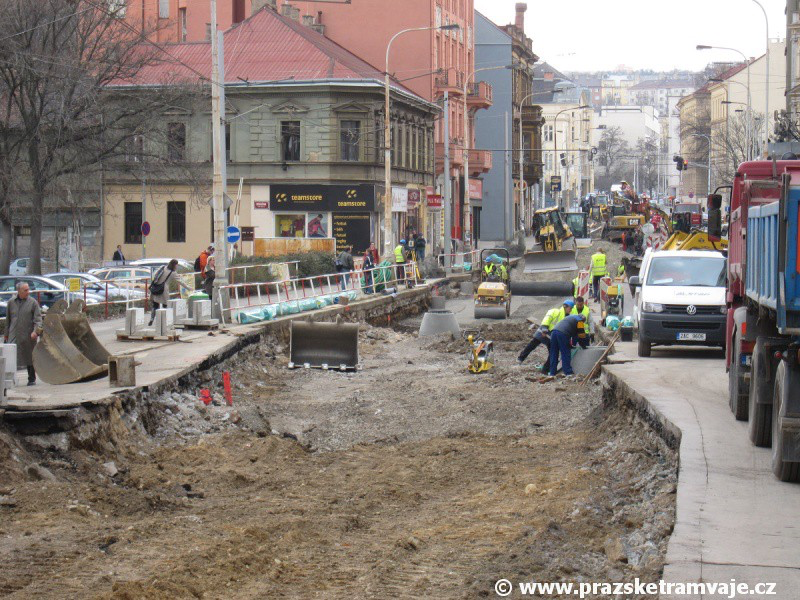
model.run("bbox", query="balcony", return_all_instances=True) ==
[468,148,492,174]
[435,140,464,169]
[467,81,493,109]
[435,70,464,96]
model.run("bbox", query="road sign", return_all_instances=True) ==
[688,191,695,199]
[226,225,241,244]
[241,226,255,242]
[65,278,81,293]
[550,176,562,192]
[141,221,150,237]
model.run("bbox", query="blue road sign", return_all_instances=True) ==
[227,225,241,243]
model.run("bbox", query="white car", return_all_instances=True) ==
[129,258,194,272]
[628,249,727,357]
[45,272,145,300]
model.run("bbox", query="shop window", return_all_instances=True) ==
[124,202,142,244]
[167,201,186,243]
[306,213,329,238]
[167,122,186,161]
[340,120,360,161]
[281,121,301,162]
[275,214,306,238]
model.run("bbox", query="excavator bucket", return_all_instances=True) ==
[523,250,578,273]
[289,320,360,371]
[33,300,110,385]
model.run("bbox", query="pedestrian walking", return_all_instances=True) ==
[112,245,126,263]
[548,314,589,376]
[362,246,376,294]
[336,246,354,291]
[517,299,574,364]
[203,254,216,298]
[5,282,43,386]
[148,259,189,326]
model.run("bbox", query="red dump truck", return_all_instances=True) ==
[726,160,800,482]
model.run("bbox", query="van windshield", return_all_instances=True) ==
[645,255,726,287]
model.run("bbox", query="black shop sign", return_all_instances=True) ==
[333,213,371,253]
[270,184,375,213]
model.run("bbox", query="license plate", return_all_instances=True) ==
[742,354,752,367]
[677,333,706,341]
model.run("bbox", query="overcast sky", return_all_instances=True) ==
[474,0,786,72]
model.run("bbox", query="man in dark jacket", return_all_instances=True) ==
[336,246,354,291]
[548,314,589,376]
[112,245,125,263]
[5,282,43,385]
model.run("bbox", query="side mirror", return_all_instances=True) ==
[628,275,641,288]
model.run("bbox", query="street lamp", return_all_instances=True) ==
[553,104,590,210]
[697,44,752,159]
[462,63,514,244]
[384,23,460,259]
[749,0,770,154]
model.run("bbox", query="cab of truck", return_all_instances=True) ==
[629,249,728,357]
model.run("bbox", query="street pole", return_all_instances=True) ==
[750,0,769,154]
[504,111,510,241]
[210,0,228,314]
[443,92,451,267]
[141,176,146,259]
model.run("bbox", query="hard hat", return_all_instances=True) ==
[563,299,575,308]
[400,239,406,244]
[485,256,493,262]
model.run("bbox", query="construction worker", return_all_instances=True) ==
[617,263,625,278]
[492,254,509,283]
[572,275,580,299]
[548,313,589,376]
[589,247,608,301]
[394,239,407,287]
[573,295,593,338]
[483,256,497,280]
[517,299,574,364]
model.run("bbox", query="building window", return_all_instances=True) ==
[225,122,232,162]
[179,8,187,41]
[167,201,186,243]
[125,135,143,162]
[340,120,360,161]
[544,124,554,143]
[124,202,142,244]
[281,121,301,162]
[158,0,169,19]
[404,126,411,168]
[167,122,186,161]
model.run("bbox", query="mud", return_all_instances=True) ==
[0,310,676,599]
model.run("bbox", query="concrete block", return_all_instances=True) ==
[1,344,16,387]
[419,310,460,337]
[154,308,175,337]
[109,355,135,387]
[169,298,188,321]
[571,346,608,375]
[194,300,211,324]
[124,308,145,336]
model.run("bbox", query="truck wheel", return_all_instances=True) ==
[637,334,651,357]
[729,330,749,421]
[771,362,800,482]
[747,338,773,447]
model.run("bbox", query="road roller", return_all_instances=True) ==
[474,248,511,319]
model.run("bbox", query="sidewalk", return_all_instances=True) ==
[596,313,800,597]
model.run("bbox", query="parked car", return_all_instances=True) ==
[129,258,194,273]
[45,272,145,300]
[88,267,153,290]
[9,258,60,275]
[0,275,104,308]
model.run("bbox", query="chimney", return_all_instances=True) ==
[302,15,315,26]
[281,1,293,18]
[515,3,527,30]
[251,0,277,11]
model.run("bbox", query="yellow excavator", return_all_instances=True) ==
[524,207,578,273]
[661,229,729,251]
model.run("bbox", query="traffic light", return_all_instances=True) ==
[560,153,567,167]
[673,155,687,171]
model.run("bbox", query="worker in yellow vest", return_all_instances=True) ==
[394,240,407,287]
[517,299,574,364]
[589,248,608,301]
[573,295,593,338]
[572,275,580,299]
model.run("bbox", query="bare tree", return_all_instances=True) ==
[635,136,660,195]
[0,0,203,274]
[596,126,630,190]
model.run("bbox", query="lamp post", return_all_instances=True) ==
[553,104,589,209]
[749,0,770,154]
[384,24,459,260]
[462,64,513,245]
[697,45,752,159]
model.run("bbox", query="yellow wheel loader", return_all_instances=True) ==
[524,207,578,273]
[474,248,512,319]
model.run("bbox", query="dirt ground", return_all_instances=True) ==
[0,307,676,599]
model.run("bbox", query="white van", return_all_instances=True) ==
[628,250,727,357]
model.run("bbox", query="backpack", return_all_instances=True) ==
[149,267,167,296]
[193,255,202,272]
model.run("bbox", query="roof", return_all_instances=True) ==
[113,6,421,100]
[532,61,572,103]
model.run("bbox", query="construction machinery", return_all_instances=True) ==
[288,318,360,370]
[474,248,512,319]
[564,212,591,248]
[32,299,111,385]
[465,332,494,374]
[524,208,578,273]
[661,229,729,252]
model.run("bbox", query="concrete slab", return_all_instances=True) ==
[597,320,800,597]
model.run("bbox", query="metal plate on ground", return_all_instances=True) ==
[570,346,609,375]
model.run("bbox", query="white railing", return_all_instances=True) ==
[217,261,420,326]
[435,249,481,270]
